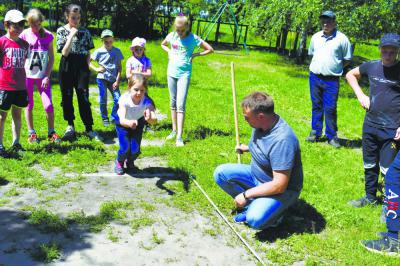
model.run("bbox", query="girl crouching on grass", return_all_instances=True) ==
[114,76,157,175]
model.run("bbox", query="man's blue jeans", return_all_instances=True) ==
[309,72,339,140]
[97,78,121,122]
[214,163,299,229]
[385,151,400,232]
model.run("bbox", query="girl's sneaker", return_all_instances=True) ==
[114,160,124,175]
[9,143,25,155]
[166,131,177,140]
[28,133,39,144]
[48,132,62,143]
[176,137,184,147]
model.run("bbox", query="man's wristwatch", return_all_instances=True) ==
[242,191,248,201]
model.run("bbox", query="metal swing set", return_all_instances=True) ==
[199,0,249,53]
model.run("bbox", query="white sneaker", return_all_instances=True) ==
[166,131,177,140]
[63,125,76,140]
[176,138,184,147]
[87,130,104,142]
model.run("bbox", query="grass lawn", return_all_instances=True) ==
[0,35,397,265]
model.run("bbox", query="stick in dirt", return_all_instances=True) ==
[231,62,241,164]
[190,175,267,266]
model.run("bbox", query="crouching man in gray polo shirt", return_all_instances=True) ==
[214,92,303,229]
[306,10,352,148]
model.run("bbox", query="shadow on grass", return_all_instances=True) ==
[0,209,92,264]
[0,176,9,186]
[309,136,362,149]
[284,69,309,80]
[338,137,362,149]
[125,167,190,195]
[96,129,117,145]
[255,199,326,243]
[148,79,167,89]
[187,125,232,140]
[28,142,105,155]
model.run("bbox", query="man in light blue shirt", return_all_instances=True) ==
[306,11,352,148]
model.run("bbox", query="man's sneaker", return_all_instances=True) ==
[234,212,247,223]
[166,130,177,140]
[63,125,76,141]
[9,143,25,154]
[28,133,39,144]
[48,132,61,143]
[328,137,341,148]
[102,119,110,127]
[269,215,284,228]
[361,236,400,256]
[305,130,320,142]
[86,130,104,142]
[348,196,378,208]
[114,160,124,175]
[176,137,184,147]
[0,145,7,158]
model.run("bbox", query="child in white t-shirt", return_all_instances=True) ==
[114,76,156,175]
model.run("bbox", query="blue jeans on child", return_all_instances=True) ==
[214,163,299,229]
[385,151,400,232]
[309,72,340,140]
[167,75,190,113]
[97,78,121,122]
[116,117,145,163]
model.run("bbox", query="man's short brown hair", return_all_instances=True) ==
[241,91,274,115]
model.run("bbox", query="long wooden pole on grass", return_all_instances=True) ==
[231,62,241,164]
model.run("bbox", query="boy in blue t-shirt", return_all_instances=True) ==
[90,29,124,126]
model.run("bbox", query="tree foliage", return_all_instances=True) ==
[243,0,400,42]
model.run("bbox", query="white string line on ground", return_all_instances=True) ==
[190,175,267,266]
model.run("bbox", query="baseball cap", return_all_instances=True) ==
[4,9,25,23]
[130,37,146,49]
[319,10,336,19]
[101,29,113,38]
[379,33,400,48]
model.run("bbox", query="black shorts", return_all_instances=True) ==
[0,90,28,111]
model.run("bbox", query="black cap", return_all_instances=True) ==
[379,33,400,48]
[319,10,336,19]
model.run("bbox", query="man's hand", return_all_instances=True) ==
[357,94,370,110]
[235,143,249,154]
[394,127,400,141]
[234,192,247,208]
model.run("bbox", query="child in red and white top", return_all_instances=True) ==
[0,10,29,157]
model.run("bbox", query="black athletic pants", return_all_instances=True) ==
[59,55,93,129]
[362,123,399,199]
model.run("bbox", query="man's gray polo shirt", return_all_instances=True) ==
[308,30,352,76]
